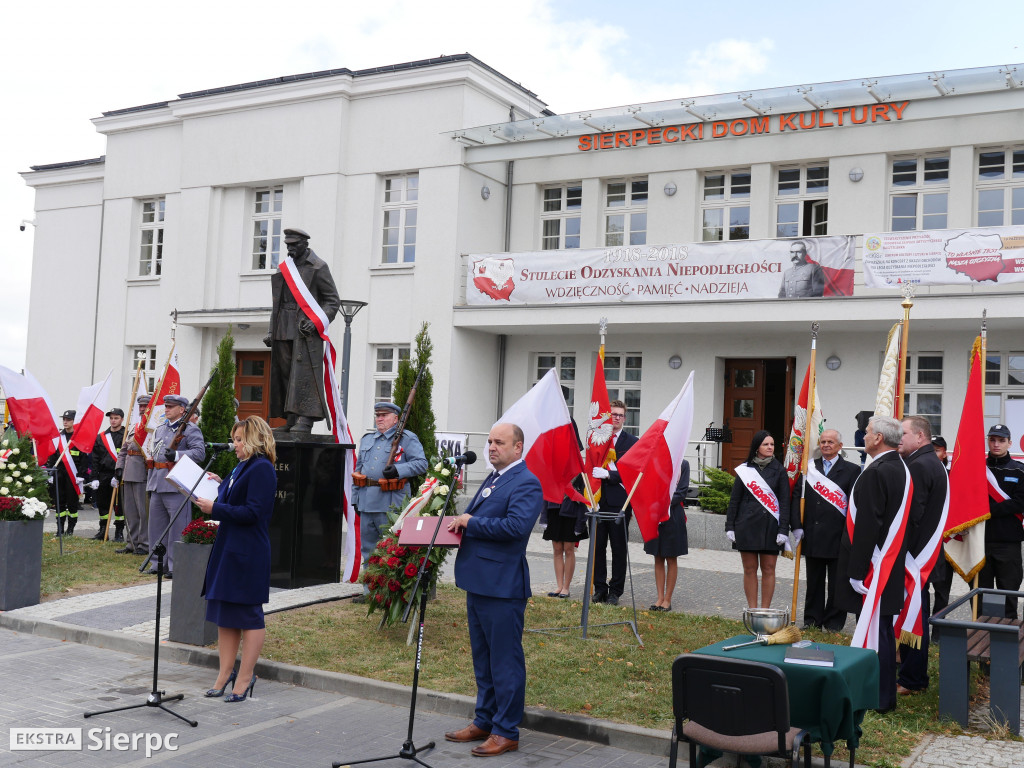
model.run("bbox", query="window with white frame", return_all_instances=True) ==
[541,183,582,250]
[890,154,949,231]
[381,173,418,264]
[373,345,411,402]
[775,165,828,237]
[702,169,750,241]
[251,186,283,270]
[534,353,575,408]
[604,353,642,436]
[902,352,943,434]
[131,346,158,394]
[139,198,165,277]
[976,147,1024,227]
[604,178,648,246]
[983,350,1024,432]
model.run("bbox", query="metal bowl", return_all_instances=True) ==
[742,608,790,637]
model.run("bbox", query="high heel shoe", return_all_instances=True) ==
[204,670,237,698]
[224,675,256,703]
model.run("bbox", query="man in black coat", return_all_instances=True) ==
[790,429,860,631]
[590,400,638,605]
[896,416,949,694]
[980,424,1024,619]
[90,408,126,541]
[836,416,910,713]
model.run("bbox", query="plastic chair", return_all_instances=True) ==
[669,654,810,768]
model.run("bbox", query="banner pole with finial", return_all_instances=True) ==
[791,322,819,622]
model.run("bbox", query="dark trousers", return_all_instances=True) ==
[466,592,527,741]
[95,479,123,523]
[878,614,897,711]
[897,586,931,691]
[929,552,953,615]
[594,512,630,597]
[803,555,847,630]
[979,541,1024,619]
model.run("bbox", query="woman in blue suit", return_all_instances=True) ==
[196,416,277,703]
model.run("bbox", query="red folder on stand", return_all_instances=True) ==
[397,515,463,547]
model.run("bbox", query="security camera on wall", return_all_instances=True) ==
[20,219,35,231]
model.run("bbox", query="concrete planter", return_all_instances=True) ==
[168,541,217,646]
[0,518,44,610]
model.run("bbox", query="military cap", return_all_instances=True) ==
[106,407,125,417]
[988,424,1011,439]
[373,402,402,416]
[163,394,190,408]
[61,409,76,420]
[930,435,947,449]
[283,227,311,243]
[137,394,152,405]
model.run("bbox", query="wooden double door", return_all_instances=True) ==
[236,351,286,428]
[720,358,795,472]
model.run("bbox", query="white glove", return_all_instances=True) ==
[89,480,100,490]
[850,578,869,596]
[47,475,54,484]
[776,533,788,546]
[792,528,804,543]
[111,478,119,489]
[591,467,610,479]
[726,531,736,543]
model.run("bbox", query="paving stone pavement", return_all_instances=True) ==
[0,505,1016,767]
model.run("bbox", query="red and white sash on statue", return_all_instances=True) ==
[101,432,118,463]
[806,465,848,516]
[735,464,781,523]
[849,455,913,652]
[896,469,950,647]
[278,257,361,582]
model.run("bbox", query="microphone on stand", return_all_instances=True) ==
[205,442,233,452]
[444,451,477,466]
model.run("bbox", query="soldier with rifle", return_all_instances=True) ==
[351,364,428,601]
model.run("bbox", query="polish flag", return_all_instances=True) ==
[136,344,180,445]
[805,237,856,296]
[70,371,112,453]
[617,372,696,543]
[0,365,61,462]
[497,369,585,503]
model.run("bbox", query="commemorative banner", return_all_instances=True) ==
[467,236,856,306]
[862,226,1024,289]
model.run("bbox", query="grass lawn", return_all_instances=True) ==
[41,532,153,599]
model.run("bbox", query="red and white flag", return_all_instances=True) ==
[0,365,61,462]
[497,369,585,503]
[617,371,696,543]
[784,363,824,491]
[584,350,614,505]
[70,371,112,453]
[136,344,180,446]
[278,256,361,581]
[806,237,856,296]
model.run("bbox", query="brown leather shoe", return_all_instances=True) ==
[444,723,490,743]
[471,734,518,757]
[896,684,921,696]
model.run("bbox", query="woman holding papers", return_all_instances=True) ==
[195,416,277,703]
[725,430,791,609]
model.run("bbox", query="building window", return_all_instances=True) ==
[775,165,828,237]
[983,350,1024,432]
[702,170,750,241]
[903,352,943,434]
[131,347,158,394]
[541,183,582,250]
[139,198,165,277]
[605,178,648,246]
[382,173,418,264]
[251,186,283,270]
[890,155,949,231]
[976,147,1024,227]
[604,353,642,436]
[535,353,575,408]
[373,345,411,402]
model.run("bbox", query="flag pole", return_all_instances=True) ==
[896,286,915,420]
[791,322,819,622]
[973,310,988,620]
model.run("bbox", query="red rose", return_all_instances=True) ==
[394,546,407,557]
[375,593,385,604]
[388,579,400,592]
[387,557,400,568]
[404,563,418,577]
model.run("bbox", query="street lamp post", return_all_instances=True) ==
[337,299,367,413]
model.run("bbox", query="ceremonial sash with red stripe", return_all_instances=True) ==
[735,464,781,523]
[806,465,848,516]
[101,432,118,463]
[849,454,912,652]
[987,466,1021,526]
[896,468,949,647]
[278,257,360,581]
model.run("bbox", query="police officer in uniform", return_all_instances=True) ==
[352,401,427,600]
[980,424,1024,618]
[91,407,126,540]
[114,395,151,555]
[46,410,90,537]
[146,394,205,577]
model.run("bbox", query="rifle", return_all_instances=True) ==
[379,360,426,492]
[168,368,216,453]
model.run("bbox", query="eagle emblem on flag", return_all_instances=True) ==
[587,400,614,446]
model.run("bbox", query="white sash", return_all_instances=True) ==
[806,464,848,516]
[734,463,780,523]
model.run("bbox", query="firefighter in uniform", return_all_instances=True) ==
[47,410,90,536]
[91,407,126,541]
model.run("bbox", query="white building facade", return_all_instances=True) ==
[21,56,1024,463]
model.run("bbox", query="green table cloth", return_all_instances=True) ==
[694,636,879,755]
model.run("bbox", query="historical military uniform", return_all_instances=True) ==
[146,394,205,574]
[91,410,125,541]
[353,402,428,585]
[115,395,152,554]
[778,261,825,298]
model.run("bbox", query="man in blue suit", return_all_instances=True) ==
[444,422,544,757]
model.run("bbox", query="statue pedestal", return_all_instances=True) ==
[270,441,355,588]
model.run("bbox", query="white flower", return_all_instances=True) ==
[441,468,451,477]
[12,471,20,478]
[19,462,28,469]
[0,439,7,447]
[16,496,48,519]
[3,476,12,484]
[433,462,443,472]
[437,485,450,496]
[0,487,9,495]
[11,448,19,455]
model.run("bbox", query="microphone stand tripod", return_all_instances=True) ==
[332,456,469,768]
[84,446,229,727]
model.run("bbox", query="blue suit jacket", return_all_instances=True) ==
[202,455,277,605]
[454,462,544,600]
